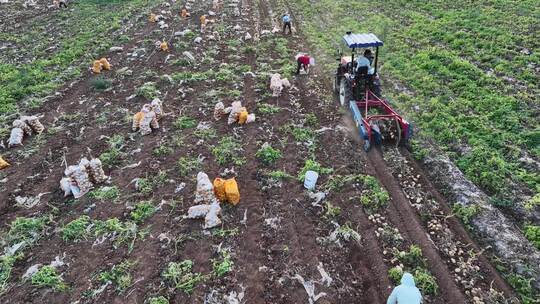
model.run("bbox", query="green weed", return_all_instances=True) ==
[99,135,126,168]
[162,260,204,293]
[212,228,239,238]
[147,296,169,304]
[130,201,156,223]
[324,202,341,219]
[136,82,159,99]
[523,224,540,250]
[194,127,217,140]
[336,223,362,243]
[90,77,112,91]
[62,215,91,242]
[31,266,67,291]
[507,273,539,304]
[212,136,246,166]
[413,268,439,296]
[6,216,51,246]
[359,175,390,212]
[177,156,201,177]
[152,144,173,157]
[297,159,333,181]
[173,116,197,129]
[212,251,234,277]
[0,254,23,293]
[258,103,281,115]
[397,245,425,268]
[98,260,135,292]
[267,170,293,180]
[93,218,143,253]
[388,266,403,283]
[452,203,479,229]
[89,186,120,202]
[137,171,168,195]
[256,143,282,165]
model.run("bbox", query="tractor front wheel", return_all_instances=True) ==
[333,75,341,94]
[339,78,352,106]
[363,140,371,152]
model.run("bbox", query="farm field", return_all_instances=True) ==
[0,0,538,304]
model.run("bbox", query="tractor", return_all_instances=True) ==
[334,32,412,151]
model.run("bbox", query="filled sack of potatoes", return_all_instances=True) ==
[224,177,240,205]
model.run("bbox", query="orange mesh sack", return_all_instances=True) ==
[213,178,226,202]
[238,108,248,125]
[92,60,102,74]
[99,58,111,70]
[0,156,10,170]
[132,112,144,131]
[224,178,240,205]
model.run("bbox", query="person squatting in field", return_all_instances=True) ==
[387,272,422,304]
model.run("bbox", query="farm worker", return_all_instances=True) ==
[356,49,375,75]
[53,0,67,8]
[296,54,312,75]
[387,272,422,304]
[181,8,190,18]
[200,15,207,32]
[282,13,292,34]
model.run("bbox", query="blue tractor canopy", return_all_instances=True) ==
[341,32,383,75]
[342,32,383,49]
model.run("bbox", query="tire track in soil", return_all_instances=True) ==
[396,147,516,298]
[365,146,468,303]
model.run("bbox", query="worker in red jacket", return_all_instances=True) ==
[296,54,313,75]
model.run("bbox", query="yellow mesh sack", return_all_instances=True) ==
[213,178,227,202]
[149,13,157,22]
[238,108,248,125]
[160,41,169,52]
[200,15,207,25]
[0,156,10,170]
[92,60,102,74]
[99,58,111,70]
[224,178,240,205]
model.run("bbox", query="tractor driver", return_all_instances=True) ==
[356,49,375,75]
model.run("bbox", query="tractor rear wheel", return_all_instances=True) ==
[339,78,352,106]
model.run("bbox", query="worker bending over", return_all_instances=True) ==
[296,54,314,75]
[387,272,422,304]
